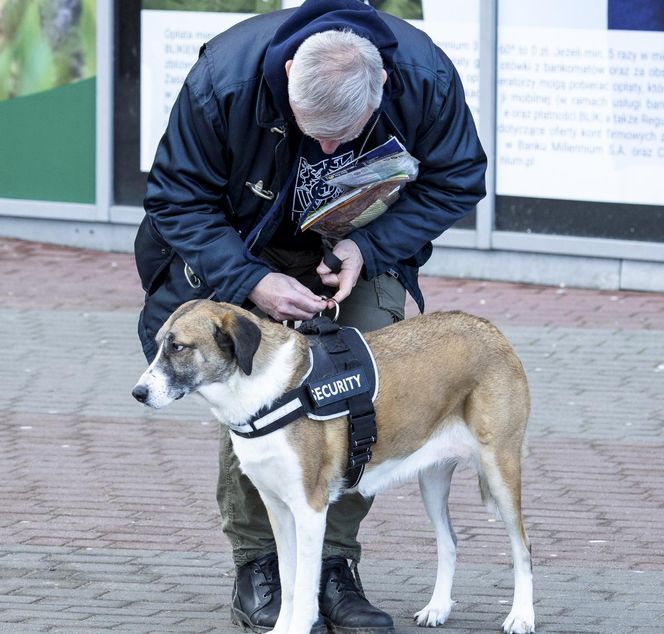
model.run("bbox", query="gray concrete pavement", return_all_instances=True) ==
[1,237,663,633]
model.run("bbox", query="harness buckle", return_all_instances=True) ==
[352,435,376,449]
[349,447,372,468]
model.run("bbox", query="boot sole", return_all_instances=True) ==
[325,619,396,634]
[231,606,328,634]
[230,605,271,633]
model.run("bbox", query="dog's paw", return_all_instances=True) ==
[502,608,535,633]
[414,600,454,627]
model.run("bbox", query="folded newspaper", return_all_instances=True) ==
[299,136,419,239]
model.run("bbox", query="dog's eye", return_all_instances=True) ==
[171,342,186,353]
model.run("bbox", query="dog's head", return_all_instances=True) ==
[132,300,262,408]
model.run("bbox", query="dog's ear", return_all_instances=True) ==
[214,313,262,376]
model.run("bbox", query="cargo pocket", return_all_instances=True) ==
[375,272,406,323]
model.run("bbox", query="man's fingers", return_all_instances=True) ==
[273,304,321,322]
[318,239,363,301]
[319,272,339,287]
[316,262,332,276]
[332,271,355,303]
[249,272,328,321]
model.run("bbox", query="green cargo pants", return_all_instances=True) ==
[217,246,406,566]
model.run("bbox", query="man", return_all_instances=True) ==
[135,1,486,631]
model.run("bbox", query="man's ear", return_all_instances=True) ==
[382,68,387,85]
[214,314,262,376]
[285,59,293,77]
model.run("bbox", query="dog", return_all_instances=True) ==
[132,300,535,634]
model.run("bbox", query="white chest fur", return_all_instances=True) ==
[231,430,309,506]
[197,338,298,428]
[356,421,480,498]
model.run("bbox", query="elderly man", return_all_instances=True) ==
[135,0,486,631]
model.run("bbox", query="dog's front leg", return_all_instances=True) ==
[288,503,328,634]
[262,495,297,634]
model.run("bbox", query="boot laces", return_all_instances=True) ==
[254,554,280,598]
[326,558,365,598]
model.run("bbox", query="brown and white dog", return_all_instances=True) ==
[132,300,535,634]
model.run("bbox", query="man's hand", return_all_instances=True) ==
[316,239,364,304]
[249,272,328,322]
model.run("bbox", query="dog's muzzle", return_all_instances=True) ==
[132,382,186,407]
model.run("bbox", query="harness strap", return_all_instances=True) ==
[230,384,313,439]
[345,389,377,488]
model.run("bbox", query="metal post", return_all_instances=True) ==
[476,0,497,250]
[95,0,114,222]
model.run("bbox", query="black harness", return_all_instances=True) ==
[229,317,378,488]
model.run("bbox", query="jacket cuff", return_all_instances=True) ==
[348,232,381,281]
[228,265,273,306]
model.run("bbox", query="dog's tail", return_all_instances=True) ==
[478,473,502,521]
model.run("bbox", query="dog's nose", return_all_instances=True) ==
[132,384,149,403]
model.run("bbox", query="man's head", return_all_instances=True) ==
[286,30,387,154]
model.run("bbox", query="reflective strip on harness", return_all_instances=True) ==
[252,397,304,432]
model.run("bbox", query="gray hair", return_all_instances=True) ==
[288,30,384,140]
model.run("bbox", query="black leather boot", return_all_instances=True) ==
[231,552,327,633]
[319,557,395,633]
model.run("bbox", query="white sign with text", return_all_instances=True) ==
[497,27,664,206]
[140,10,253,172]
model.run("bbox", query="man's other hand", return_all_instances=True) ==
[249,272,328,322]
[316,239,363,305]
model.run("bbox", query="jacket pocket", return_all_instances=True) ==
[134,215,175,295]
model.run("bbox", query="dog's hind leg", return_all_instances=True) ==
[414,460,458,627]
[479,449,534,634]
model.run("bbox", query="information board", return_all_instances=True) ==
[410,0,480,125]
[140,10,253,171]
[496,0,664,207]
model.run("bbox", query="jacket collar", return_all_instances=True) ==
[255,76,289,128]
[386,64,405,99]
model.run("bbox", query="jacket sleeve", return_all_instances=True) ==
[143,54,271,305]
[349,62,487,280]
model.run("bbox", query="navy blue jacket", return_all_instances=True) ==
[141,0,486,324]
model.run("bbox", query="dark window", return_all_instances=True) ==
[114,0,145,205]
[496,197,664,242]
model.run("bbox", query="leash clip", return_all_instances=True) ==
[319,296,340,323]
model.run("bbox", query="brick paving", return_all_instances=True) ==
[1,236,663,633]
